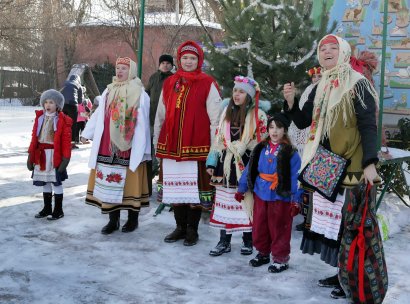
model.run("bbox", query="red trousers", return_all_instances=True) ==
[252,194,293,263]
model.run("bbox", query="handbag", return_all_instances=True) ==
[298,145,350,202]
[338,183,388,304]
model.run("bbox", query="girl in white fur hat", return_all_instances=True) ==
[27,89,73,220]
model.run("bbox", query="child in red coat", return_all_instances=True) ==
[27,89,72,220]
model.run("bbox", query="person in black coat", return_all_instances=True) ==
[61,74,83,147]
[145,54,174,195]
[146,54,174,131]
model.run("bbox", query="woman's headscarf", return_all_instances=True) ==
[162,40,216,151]
[106,57,143,153]
[301,35,379,169]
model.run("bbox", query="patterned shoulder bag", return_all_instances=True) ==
[298,145,350,202]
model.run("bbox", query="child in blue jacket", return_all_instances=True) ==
[236,113,301,273]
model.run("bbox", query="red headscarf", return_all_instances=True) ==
[350,51,378,84]
[319,35,338,47]
[161,40,218,152]
[174,40,206,82]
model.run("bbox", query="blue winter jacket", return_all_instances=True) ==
[61,75,83,106]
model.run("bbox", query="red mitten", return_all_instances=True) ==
[290,202,301,217]
[234,192,245,202]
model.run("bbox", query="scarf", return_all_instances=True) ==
[212,105,268,187]
[106,58,142,153]
[162,41,214,152]
[302,35,378,169]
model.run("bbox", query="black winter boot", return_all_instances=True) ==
[47,194,64,220]
[318,274,339,288]
[35,193,53,218]
[101,210,120,234]
[183,207,202,246]
[209,230,232,256]
[330,285,346,299]
[121,210,139,232]
[295,221,305,231]
[164,205,188,243]
[249,253,270,267]
[268,262,289,273]
[240,232,253,255]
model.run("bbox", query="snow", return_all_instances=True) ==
[239,2,288,17]
[82,12,221,30]
[0,67,46,74]
[82,1,221,30]
[0,105,409,303]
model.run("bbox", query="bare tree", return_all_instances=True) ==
[101,0,142,59]
[0,0,93,89]
[202,0,223,24]
[60,0,92,75]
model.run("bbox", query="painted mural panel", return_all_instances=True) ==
[313,0,410,126]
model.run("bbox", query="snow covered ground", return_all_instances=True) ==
[0,105,409,304]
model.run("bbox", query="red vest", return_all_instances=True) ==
[156,75,215,161]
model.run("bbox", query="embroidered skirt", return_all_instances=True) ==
[86,162,149,213]
[157,159,215,209]
[300,191,347,267]
[209,186,252,233]
[310,192,344,241]
[32,148,67,186]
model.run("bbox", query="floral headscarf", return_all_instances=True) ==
[301,35,378,169]
[106,57,143,153]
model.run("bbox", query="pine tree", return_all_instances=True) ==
[204,0,330,111]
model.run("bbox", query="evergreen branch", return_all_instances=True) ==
[238,1,295,19]
[289,40,317,67]
[247,59,254,78]
[216,41,251,54]
[251,53,272,68]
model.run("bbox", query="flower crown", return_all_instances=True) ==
[307,67,321,77]
[234,75,260,91]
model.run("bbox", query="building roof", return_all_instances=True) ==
[81,1,221,30]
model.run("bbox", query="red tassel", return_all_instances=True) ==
[346,184,371,303]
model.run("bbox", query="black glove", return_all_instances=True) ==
[57,157,70,173]
[27,155,34,171]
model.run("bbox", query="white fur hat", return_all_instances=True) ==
[40,89,65,110]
